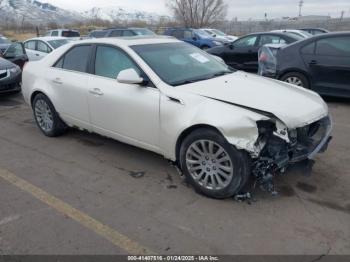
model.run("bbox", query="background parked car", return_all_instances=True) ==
[0,42,27,94]
[88,27,156,38]
[271,29,313,39]
[299,28,329,35]
[0,35,12,54]
[201,28,238,42]
[24,37,71,61]
[260,32,350,98]
[207,32,301,72]
[164,28,228,50]
[45,29,80,38]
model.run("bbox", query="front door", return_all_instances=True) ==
[225,35,258,72]
[87,45,160,151]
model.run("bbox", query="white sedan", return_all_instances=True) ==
[24,37,71,61]
[22,36,332,198]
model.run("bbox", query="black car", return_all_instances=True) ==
[0,42,28,94]
[261,32,350,98]
[299,28,329,35]
[207,32,302,73]
[88,27,156,38]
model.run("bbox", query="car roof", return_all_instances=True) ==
[72,36,179,47]
[49,29,79,32]
[26,37,69,42]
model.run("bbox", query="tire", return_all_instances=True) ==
[32,93,67,137]
[201,45,210,50]
[280,72,309,89]
[179,128,251,199]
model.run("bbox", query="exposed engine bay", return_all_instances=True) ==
[252,116,332,193]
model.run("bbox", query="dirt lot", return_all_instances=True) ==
[0,93,349,256]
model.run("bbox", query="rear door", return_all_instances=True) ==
[305,36,350,96]
[47,45,92,129]
[24,40,39,61]
[36,40,52,60]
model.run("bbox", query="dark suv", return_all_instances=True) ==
[88,28,156,38]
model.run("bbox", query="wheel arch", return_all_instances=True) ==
[278,69,311,87]
[30,90,48,108]
[175,124,224,163]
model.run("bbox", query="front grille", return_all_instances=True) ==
[0,82,20,92]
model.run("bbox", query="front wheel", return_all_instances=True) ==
[179,128,251,199]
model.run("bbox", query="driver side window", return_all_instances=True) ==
[94,45,140,79]
[234,35,257,47]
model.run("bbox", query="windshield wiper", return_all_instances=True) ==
[172,71,233,86]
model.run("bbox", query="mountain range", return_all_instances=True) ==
[0,0,169,25]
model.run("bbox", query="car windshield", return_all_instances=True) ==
[212,29,226,36]
[132,42,234,86]
[195,29,212,38]
[48,39,70,49]
[132,29,156,36]
[0,36,11,44]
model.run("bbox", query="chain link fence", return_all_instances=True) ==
[220,17,350,36]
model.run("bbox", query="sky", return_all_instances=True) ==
[45,0,350,20]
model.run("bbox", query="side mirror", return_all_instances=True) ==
[117,68,144,85]
[229,44,235,50]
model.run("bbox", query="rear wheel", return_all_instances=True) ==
[32,93,67,137]
[179,128,251,199]
[281,72,309,89]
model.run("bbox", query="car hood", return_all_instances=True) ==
[0,57,16,69]
[177,71,328,128]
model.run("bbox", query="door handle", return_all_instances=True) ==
[89,88,104,96]
[52,78,63,85]
[309,60,318,65]
[35,54,40,56]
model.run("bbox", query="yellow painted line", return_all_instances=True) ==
[0,168,153,255]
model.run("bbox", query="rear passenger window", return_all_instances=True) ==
[301,42,315,54]
[54,45,91,73]
[51,31,58,37]
[259,35,285,46]
[123,30,135,36]
[110,30,122,37]
[316,37,350,56]
[25,41,36,50]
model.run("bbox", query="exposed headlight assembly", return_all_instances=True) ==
[9,66,20,74]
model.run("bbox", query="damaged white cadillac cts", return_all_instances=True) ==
[22,36,332,198]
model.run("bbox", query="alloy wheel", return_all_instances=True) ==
[285,76,303,87]
[185,140,234,190]
[34,99,54,132]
